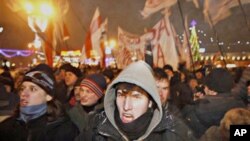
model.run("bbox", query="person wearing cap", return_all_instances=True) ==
[181,68,246,138]
[68,73,107,140]
[79,61,196,141]
[56,64,83,107]
[0,64,79,141]
[102,68,115,84]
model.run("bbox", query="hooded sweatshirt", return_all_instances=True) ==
[104,60,163,140]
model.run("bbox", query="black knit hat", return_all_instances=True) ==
[23,71,55,97]
[65,65,82,78]
[102,69,114,80]
[80,74,107,98]
[59,63,72,71]
[204,68,234,93]
[163,64,173,72]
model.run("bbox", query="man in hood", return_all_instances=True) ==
[87,61,196,141]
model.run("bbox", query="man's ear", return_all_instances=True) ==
[46,95,52,101]
[148,100,153,108]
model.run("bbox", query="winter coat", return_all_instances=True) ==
[86,61,196,141]
[0,114,79,141]
[68,102,104,132]
[181,93,246,138]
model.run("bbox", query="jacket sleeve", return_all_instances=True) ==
[231,68,250,104]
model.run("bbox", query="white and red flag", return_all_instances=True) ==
[141,0,177,18]
[81,8,107,64]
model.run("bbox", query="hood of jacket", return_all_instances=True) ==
[104,60,163,140]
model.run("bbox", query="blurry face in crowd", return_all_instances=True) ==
[104,76,111,84]
[188,78,198,91]
[116,83,152,123]
[65,72,78,87]
[164,69,173,79]
[74,86,81,101]
[4,85,11,93]
[59,69,66,80]
[79,86,100,106]
[156,78,170,106]
[15,74,24,89]
[19,81,51,107]
[195,71,203,79]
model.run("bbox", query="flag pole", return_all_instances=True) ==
[176,0,195,72]
[206,11,227,68]
[237,0,250,33]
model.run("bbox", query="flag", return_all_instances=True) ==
[81,8,104,61]
[150,16,179,69]
[141,0,177,18]
[116,27,145,68]
[43,21,54,67]
[203,0,250,26]
[100,18,108,67]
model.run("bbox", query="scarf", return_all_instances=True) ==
[19,103,47,123]
[115,108,153,140]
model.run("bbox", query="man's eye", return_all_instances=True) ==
[19,87,24,92]
[117,90,124,97]
[30,86,37,92]
[131,92,142,98]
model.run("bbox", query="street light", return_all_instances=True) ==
[0,27,3,33]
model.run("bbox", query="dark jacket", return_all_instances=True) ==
[181,93,246,138]
[81,61,196,141]
[68,102,104,132]
[90,110,196,141]
[0,114,79,141]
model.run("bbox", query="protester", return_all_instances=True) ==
[182,68,246,138]
[0,71,19,117]
[0,64,79,141]
[68,73,107,134]
[83,61,196,141]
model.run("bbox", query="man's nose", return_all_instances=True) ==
[123,96,132,111]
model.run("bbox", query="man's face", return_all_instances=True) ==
[156,79,170,106]
[79,86,100,106]
[116,83,151,123]
[19,81,49,107]
[65,72,78,86]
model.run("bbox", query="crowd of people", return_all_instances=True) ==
[0,60,249,141]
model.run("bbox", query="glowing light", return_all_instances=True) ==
[109,40,117,48]
[226,64,236,68]
[24,2,34,14]
[6,61,10,67]
[199,48,205,53]
[40,3,54,17]
[190,20,197,27]
[34,39,42,48]
[0,27,3,33]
